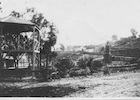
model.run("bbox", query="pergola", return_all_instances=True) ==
[0,16,41,75]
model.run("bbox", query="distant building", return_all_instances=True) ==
[66,45,86,51]
[85,49,94,52]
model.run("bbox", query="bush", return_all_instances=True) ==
[136,58,140,68]
[69,67,90,77]
[77,55,93,69]
[50,71,60,79]
[54,57,75,78]
[50,51,58,59]
[90,59,103,72]
[102,64,110,75]
[40,66,57,81]
[130,57,138,64]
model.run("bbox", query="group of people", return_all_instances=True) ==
[1,34,33,51]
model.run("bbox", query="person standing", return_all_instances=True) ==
[104,41,112,64]
[103,41,112,75]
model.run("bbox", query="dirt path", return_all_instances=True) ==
[0,71,140,97]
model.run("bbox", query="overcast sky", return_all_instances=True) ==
[1,0,140,46]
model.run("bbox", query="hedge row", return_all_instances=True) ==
[41,55,104,80]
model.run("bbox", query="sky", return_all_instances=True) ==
[1,0,140,46]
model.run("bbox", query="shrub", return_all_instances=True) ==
[50,51,58,59]
[90,58,103,72]
[69,67,90,77]
[50,71,60,79]
[130,57,138,64]
[136,58,140,68]
[102,64,110,75]
[77,55,93,69]
[40,66,57,81]
[54,57,75,78]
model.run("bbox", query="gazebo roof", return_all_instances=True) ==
[0,16,35,25]
[0,16,36,33]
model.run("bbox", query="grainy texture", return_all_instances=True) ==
[0,71,140,97]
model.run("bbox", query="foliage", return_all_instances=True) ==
[10,11,23,18]
[131,28,137,38]
[69,67,90,77]
[113,29,140,49]
[136,58,140,67]
[41,65,58,81]
[77,55,93,69]
[10,8,58,66]
[114,37,133,48]
[0,8,58,80]
[60,43,65,51]
[90,59,104,72]
[0,2,2,12]
[112,34,118,41]
[54,57,75,78]
[102,64,110,75]
[10,8,58,48]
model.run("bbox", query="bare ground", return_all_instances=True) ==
[0,71,140,97]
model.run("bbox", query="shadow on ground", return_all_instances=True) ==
[0,84,84,97]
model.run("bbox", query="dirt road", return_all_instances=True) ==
[0,71,140,97]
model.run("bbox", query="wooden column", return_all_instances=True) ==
[0,24,3,70]
[38,30,41,70]
[16,35,20,69]
[36,27,41,70]
[32,26,35,78]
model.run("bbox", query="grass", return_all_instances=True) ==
[0,70,140,97]
[0,81,85,97]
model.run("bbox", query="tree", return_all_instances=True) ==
[0,2,2,12]
[60,43,65,51]
[1,8,58,79]
[10,11,23,18]
[131,28,137,38]
[10,8,58,66]
[41,22,57,68]
[112,34,118,41]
